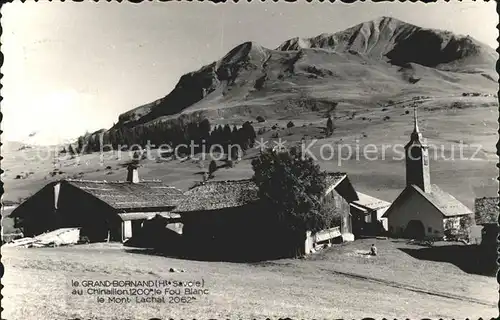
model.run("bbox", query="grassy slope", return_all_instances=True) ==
[1,239,496,319]
[3,95,497,205]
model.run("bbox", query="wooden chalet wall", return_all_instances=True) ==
[57,182,122,242]
[323,188,352,235]
[180,202,306,260]
[11,182,58,237]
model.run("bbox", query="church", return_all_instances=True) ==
[382,108,472,240]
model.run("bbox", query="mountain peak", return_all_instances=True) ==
[372,16,402,23]
[277,17,494,67]
[114,18,496,128]
[217,41,269,67]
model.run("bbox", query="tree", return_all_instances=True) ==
[251,147,329,233]
[287,121,295,128]
[208,160,217,177]
[199,119,211,142]
[326,115,334,136]
[222,124,232,148]
[77,136,85,153]
[68,144,76,155]
[242,121,256,146]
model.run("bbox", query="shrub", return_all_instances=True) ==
[257,127,267,135]
[132,150,142,162]
[256,116,265,123]
[202,172,209,181]
[287,121,295,128]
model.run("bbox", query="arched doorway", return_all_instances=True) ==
[405,220,425,239]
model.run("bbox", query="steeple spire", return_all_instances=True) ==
[411,105,423,142]
[405,104,431,192]
[413,106,419,133]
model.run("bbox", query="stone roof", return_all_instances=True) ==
[474,197,499,225]
[64,179,185,210]
[175,172,348,214]
[411,184,472,217]
[174,179,260,213]
[353,192,391,210]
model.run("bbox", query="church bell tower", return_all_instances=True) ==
[404,107,431,192]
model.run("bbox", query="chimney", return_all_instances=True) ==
[127,164,139,183]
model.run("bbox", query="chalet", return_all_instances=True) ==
[350,192,391,237]
[10,166,184,242]
[383,108,473,239]
[173,172,357,259]
[474,196,499,226]
[470,196,499,246]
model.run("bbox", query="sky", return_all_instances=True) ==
[1,1,498,145]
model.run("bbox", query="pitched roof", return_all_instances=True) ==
[474,197,499,225]
[325,172,347,188]
[383,184,472,218]
[353,192,391,210]
[63,179,185,210]
[175,172,349,214]
[413,185,472,217]
[174,179,260,213]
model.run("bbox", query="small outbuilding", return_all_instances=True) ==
[470,196,499,245]
[350,192,391,237]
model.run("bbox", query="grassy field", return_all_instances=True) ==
[1,238,496,319]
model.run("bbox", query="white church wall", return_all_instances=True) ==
[387,189,444,238]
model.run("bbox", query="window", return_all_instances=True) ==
[427,227,432,233]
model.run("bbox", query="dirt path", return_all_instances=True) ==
[323,267,496,307]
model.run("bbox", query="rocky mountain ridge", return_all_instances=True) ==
[115,16,496,128]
